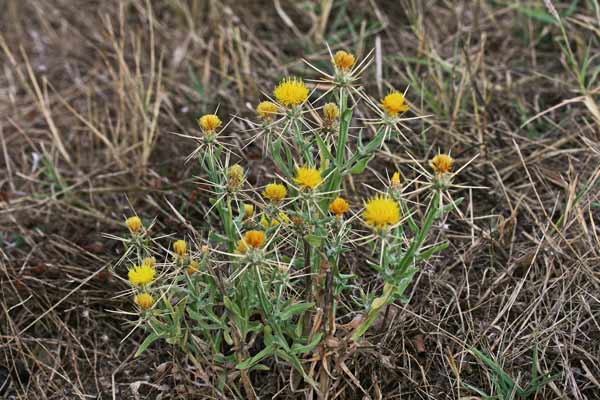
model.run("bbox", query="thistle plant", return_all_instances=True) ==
[113,48,468,398]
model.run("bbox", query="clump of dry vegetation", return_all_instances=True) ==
[1,1,599,399]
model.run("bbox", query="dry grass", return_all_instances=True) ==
[1,0,599,399]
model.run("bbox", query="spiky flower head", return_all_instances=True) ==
[228,164,245,191]
[294,166,323,190]
[381,91,409,117]
[256,101,278,121]
[236,230,266,254]
[323,102,339,124]
[274,77,309,108]
[329,197,350,217]
[429,154,453,174]
[198,114,222,132]
[263,183,287,202]
[333,50,355,70]
[187,259,200,274]
[243,204,254,220]
[173,240,187,257]
[128,264,156,286]
[134,293,154,310]
[390,172,401,188]
[363,195,400,229]
[126,216,142,234]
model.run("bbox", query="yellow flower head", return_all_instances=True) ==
[173,240,187,257]
[126,216,142,234]
[236,230,266,254]
[381,91,409,117]
[142,257,156,268]
[243,204,254,220]
[294,166,323,190]
[263,183,287,202]
[187,259,200,274]
[323,102,339,123]
[333,50,355,70]
[274,77,309,108]
[363,195,400,229]
[244,230,265,248]
[329,197,350,217]
[228,164,245,191]
[429,154,453,174]
[390,172,401,188]
[198,114,222,132]
[134,293,154,310]
[256,101,278,120]
[128,264,156,286]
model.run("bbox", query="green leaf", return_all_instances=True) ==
[417,242,449,262]
[236,346,273,370]
[336,108,353,164]
[271,139,291,177]
[363,130,386,153]
[348,156,372,175]
[223,326,233,346]
[135,332,161,357]
[279,302,314,321]
[304,234,323,247]
[470,348,515,387]
[514,5,557,25]
[223,297,242,318]
[291,333,323,354]
[315,134,336,166]
[275,349,318,389]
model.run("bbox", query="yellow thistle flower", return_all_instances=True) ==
[128,264,156,286]
[429,154,453,174]
[273,77,309,108]
[187,259,200,274]
[263,183,287,202]
[134,293,154,310]
[294,166,322,190]
[323,102,339,123]
[333,50,355,70]
[329,197,350,217]
[228,164,245,191]
[243,204,254,220]
[256,101,278,120]
[236,230,266,254]
[363,195,400,229]
[173,240,187,257]
[125,216,142,234]
[381,91,409,117]
[244,230,265,248]
[198,114,222,132]
[390,172,401,188]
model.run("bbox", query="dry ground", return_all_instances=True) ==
[1,0,600,399]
